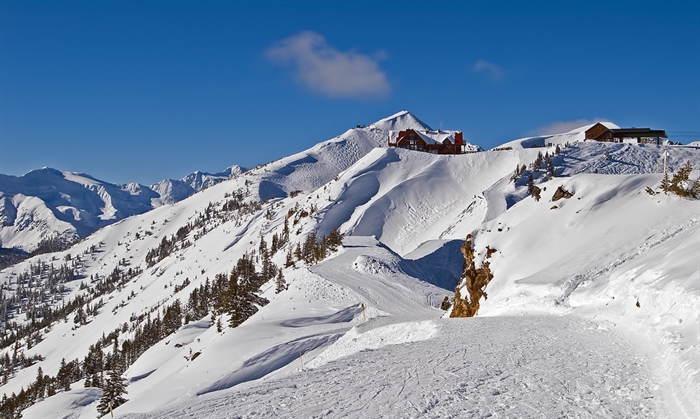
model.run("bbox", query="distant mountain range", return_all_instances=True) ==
[0,165,243,252]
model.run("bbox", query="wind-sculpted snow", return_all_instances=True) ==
[317,147,523,256]
[197,333,342,395]
[121,316,657,419]
[22,387,102,419]
[558,142,700,176]
[2,115,699,419]
[244,110,448,201]
[279,304,362,328]
[250,128,385,200]
[306,320,437,369]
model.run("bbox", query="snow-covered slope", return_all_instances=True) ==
[498,121,620,150]
[367,109,432,132]
[0,168,157,250]
[0,166,243,252]
[1,116,698,419]
[149,166,243,206]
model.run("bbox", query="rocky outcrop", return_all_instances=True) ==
[450,234,495,318]
[552,185,573,201]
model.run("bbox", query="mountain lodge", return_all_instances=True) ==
[585,123,667,144]
[388,129,471,154]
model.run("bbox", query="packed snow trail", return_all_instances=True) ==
[309,236,447,321]
[121,315,658,419]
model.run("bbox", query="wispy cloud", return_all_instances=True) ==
[531,118,605,135]
[266,31,390,99]
[473,59,506,80]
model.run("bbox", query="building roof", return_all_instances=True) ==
[389,129,461,145]
[610,128,667,138]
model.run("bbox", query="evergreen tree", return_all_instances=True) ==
[96,364,127,418]
[162,300,183,335]
[271,233,279,255]
[285,248,295,268]
[534,152,543,172]
[667,160,699,198]
[293,243,302,262]
[275,271,286,294]
[326,228,343,251]
[282,218,290,243]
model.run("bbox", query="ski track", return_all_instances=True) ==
[556,217,699,306]
[122,316,658,419]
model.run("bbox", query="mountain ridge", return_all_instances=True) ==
[0,111,698,418]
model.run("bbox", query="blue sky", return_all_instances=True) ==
[1,1,698,185]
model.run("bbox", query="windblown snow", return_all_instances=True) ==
[1,112,698,419]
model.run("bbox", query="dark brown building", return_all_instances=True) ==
[585,123,667,144]
[388,129,478,154]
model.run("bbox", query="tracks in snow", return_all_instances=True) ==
[555,217,699,306]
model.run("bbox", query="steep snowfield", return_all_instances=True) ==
[1,115,699,418]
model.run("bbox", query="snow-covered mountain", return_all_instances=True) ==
[149,166,243,206]
[0,112,698,419]
[0,166,244,252]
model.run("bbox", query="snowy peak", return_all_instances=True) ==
[151,165,245,206]
[0,165,246,251]
[368,110,432,132]
[180,165,244,191]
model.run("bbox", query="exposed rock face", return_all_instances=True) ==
[552,185,574,201]
[450,234,495,318]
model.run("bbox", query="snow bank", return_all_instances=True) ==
[306,320,437,369]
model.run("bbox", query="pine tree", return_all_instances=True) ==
[96,364,127,418]
[282,218,290,242]
[271,233,279,255]
[285,248,295,268]
[326,228,343,251]
[667,160,698,198]
[534,151,543,172]
[293,242,302,262]
[162,300,183,335]
[275,271,286,294]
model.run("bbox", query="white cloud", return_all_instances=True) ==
[531,118,604,135]
[266,31,390,99]
[473,59,506,80]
